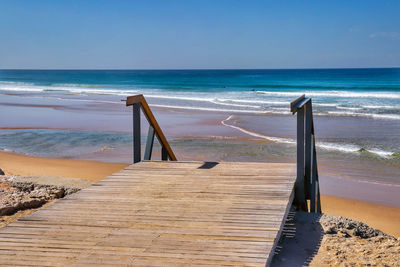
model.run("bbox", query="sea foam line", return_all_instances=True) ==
[256,90,400,99]
[221,99,288,105]
[210,100,261,109]
[221,115,296,144]
[0,85,270,109]
[145,95,282,108]
[362,105,398,110]
[326,111,400,120]
[149,104,267,114]
[146,94,264,108]
[145,94,214,102]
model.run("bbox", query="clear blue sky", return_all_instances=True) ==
[0,0,399,69]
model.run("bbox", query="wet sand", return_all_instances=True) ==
[0,151,128,181]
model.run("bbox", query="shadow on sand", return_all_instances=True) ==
[271,210,324,267]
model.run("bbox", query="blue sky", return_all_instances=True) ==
[0,0,399,69]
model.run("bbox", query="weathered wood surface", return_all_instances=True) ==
[0,161,295,266]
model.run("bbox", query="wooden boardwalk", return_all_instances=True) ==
[0,161,296,266]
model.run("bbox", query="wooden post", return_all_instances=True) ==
[144,126,155,160]
[296,107,307,211]
[290,95,321,213]
[312,130,322,213]
[133,103,141,163]
[161,146,168,161]
[310,133,316,212]
[304,101,312,199]
[317,182,322,213]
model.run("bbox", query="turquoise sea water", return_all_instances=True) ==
[0,69,399,161]
[1,68,400,118]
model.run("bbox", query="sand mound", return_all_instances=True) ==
[272,211,400,266]
[0,175,91,225]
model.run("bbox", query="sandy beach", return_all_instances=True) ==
[321,195,400,237]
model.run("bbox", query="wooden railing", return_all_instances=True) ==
[126,94,177,163]
[291,95,321,213]
[125,94,320,212]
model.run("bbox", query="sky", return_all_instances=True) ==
[0,0,399,69]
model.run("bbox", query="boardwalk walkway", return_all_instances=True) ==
[0,161,296,266]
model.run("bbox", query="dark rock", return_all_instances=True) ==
[325,226,337,234]
[0,175,81,217]
[0,205,17,216]
[320,214,389,239]
[0,168,4,175]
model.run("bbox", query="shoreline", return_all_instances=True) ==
[1,151,399,237]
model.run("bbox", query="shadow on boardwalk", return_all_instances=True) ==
[271,211,324,267]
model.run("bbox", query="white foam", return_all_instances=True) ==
[145,94,214,102]
[367,148,394,158]
[270,107,290,111]
[2,83,399,121]
[55,97,122,104]
[317,142,361,153]
[145,95,278,109]
[327,111,400,120]
[210,100,261,109]
[0,85,44,92]
[369,114,400,120]
[336,106,363,111]
[222,99,288,105]
[0,82,143,96]
[362,105,398,110]
[221,115,296,144]
[313,103,338,107]
[256,90,400,99]
[149,104,268,114]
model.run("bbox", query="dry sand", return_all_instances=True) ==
[272,211,400,266]
[321,195,400,238]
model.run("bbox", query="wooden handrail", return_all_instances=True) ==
[290,95,321,213]
[126,94,177,162]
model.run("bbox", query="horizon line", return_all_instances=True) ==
[1,66,399,71]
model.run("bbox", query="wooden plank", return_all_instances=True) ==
[0,161,295,266]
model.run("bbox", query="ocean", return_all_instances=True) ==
[1,68,399,159]
[1,68,399,118]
